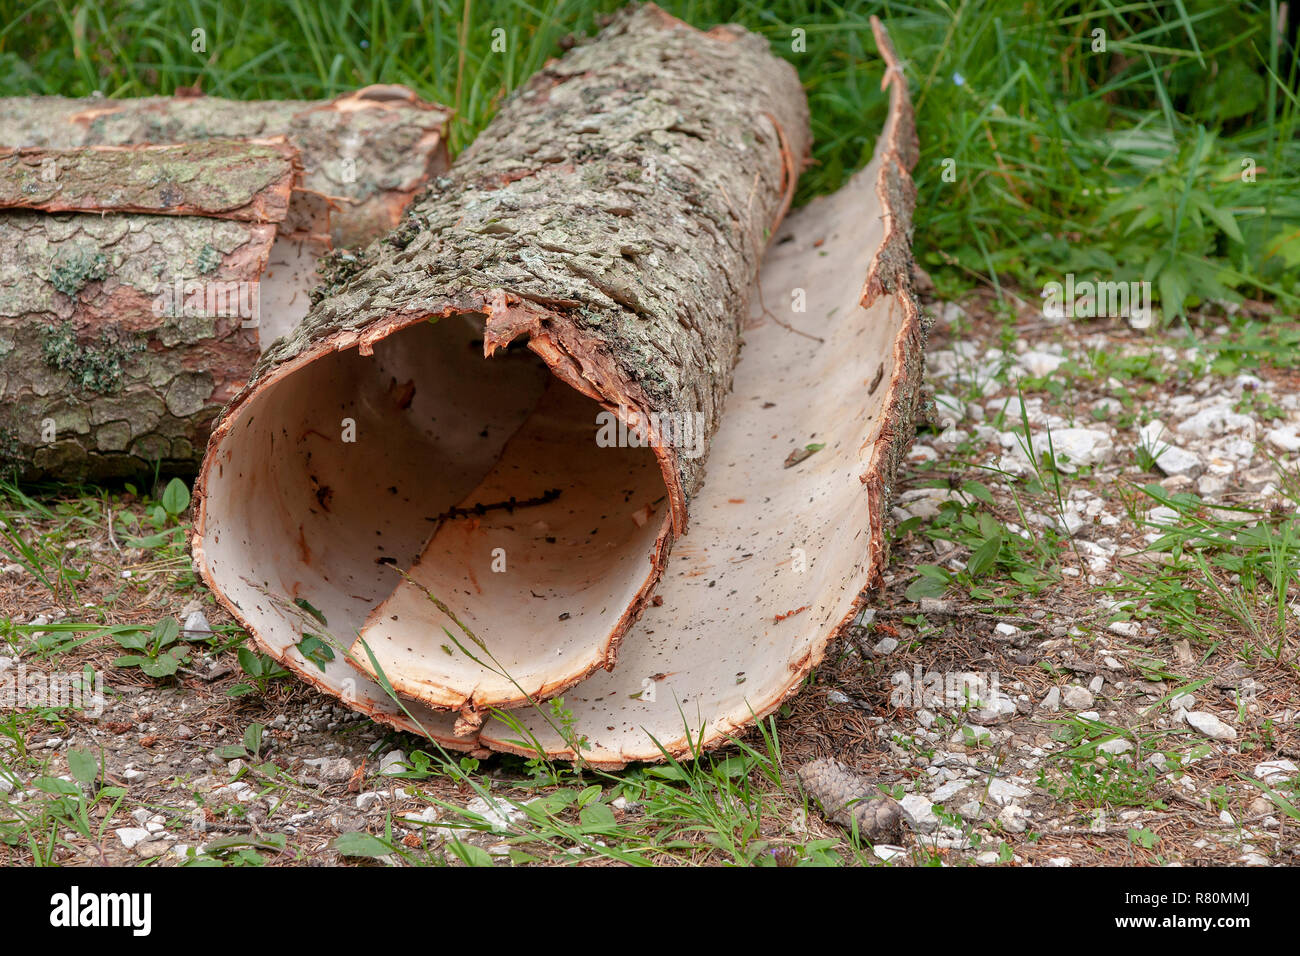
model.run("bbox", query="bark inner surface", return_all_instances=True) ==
[200,313,669,712]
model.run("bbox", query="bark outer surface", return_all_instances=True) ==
[0,139,298,221]
[0,209,277,480]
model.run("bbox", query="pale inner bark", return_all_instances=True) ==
[199,312,668,713]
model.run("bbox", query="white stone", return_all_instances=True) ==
[1018,351,1067,378]
[1040,687,1060,712]
[899,794,938,833]
[378,750,407,776]
[1185,711,1237,741]
[998,804,1028,833]
[1154,444,1202,477]
[1043,428,1114,472]
[1098,738,1133,755]
[303,756,355,783]
[1062,685,1094,710]
[1056,509,1087,537]
[1254,760,1297,784]
[1176,404,1253,440]
[930,780,970,802]
[933,394,967,426]
[182,610,212,636]
[401,805,439,825]
[115,827,151,849]
[1266,427,1300,452]
[1146,506,1179,527]
[465,796,523,833]
[987,779,1031,806]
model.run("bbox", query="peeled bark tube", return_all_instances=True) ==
[191,14,921,766]
[193,3,811,727]
[192,11,925,764]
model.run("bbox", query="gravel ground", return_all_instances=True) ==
[2,288,1298,866]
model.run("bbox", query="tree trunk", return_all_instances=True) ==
[193,3,812,726]
[0,87,451,481]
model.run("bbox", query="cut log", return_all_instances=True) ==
[0,87,451,481]
[193,9,923,767]
[0,140,298,220]
[0,85,452,249]
[193,2,811,727]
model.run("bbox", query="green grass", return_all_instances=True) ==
[2,0,1297,317]
[1112,478,1300,665]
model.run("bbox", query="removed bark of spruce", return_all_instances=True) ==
[193,8,923,765]
[0,87,450,480]
[194,3,811,728]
